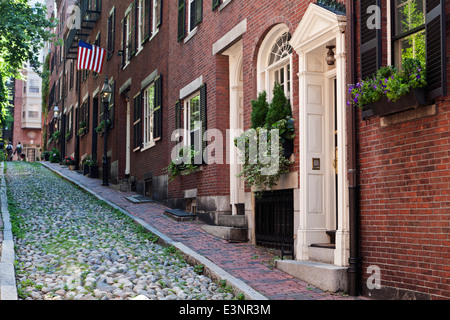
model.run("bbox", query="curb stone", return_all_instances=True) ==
[41,162,268,301]
[0,162,18,300]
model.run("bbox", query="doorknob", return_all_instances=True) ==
[332,146,338,174]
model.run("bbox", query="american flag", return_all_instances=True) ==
[77,40,106,74]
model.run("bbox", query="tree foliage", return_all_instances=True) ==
[0,0,56,124]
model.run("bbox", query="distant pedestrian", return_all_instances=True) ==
[5,141,13,161]
[14,142,23,161]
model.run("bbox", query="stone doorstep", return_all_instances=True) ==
[163,208,197,222]
[125,195,154,204]
[276,259,348,293]
[217,214,247,228]
[201,225,247,242]
[308,246,335,264]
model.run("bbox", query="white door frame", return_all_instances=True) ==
[291,3,348,266]
[125,98,131,176]
[223,40,245,215]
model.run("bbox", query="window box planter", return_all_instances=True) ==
[362,87,427,119]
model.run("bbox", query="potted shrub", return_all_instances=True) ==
[64,155,77,170]
[87,158,99,178]
[82,156,91,176]
[233,83,295,193]
[41,151,50,161]
[349,58,427,118]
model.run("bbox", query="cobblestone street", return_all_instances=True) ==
[0,161,361,302]
[4,162,237,300]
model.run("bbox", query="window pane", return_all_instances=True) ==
[395,0,425,36]
[395,29,426,67]
[189,95,200,132]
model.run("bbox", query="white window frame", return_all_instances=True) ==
[188,0,196,34]
[142,82,156,150]
[137,0,144,52]
[391,0,426,68]
[152,0,159,34]
[257,26,293,104]
[183,91,201,147]
[124,11,132,66]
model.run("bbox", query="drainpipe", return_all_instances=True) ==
[346,0,361,296]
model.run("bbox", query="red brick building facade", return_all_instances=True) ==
[45,0,449,299]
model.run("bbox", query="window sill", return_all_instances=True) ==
[141,141,156,152]
[219,0,234,11]
[380,104,436,127]
[184,27,198,44]
[123,61,131,70]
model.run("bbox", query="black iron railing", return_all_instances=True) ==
[255,189,294,259]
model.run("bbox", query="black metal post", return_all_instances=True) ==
[102,101,109,186]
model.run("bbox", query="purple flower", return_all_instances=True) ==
[353,97,358,103]
[373,85,377,89]
[416,75,421,79]
[347,101,351,106]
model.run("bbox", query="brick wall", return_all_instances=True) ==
[355,0,450,300]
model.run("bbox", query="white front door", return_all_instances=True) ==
[304,70,329,243]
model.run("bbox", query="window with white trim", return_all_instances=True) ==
[393,0,425,68]
[143,82,155,148]
[184,92,201,147]
[138,0,145,51]
[177,0,202,42]
[258,27,293,104]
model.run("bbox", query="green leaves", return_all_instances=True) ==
[251,91,269,129]
[0,0,57,124]
[348,58,427,108]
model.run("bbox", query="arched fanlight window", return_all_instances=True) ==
[268,32,293,65]
[258,27,293,104]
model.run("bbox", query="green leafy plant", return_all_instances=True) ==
[193,264,204,274]
[63,155,76,166]
[348,58,427,109]
[165,146,201,181]
[49,148,60,163]
[95,119,111,133]
[52,130,61,142]
[266,82,292,127]
[235,83,294,193]
[251,91,269,129]
[77,121,87,136]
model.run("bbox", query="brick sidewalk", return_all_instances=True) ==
[41,161,360,300]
